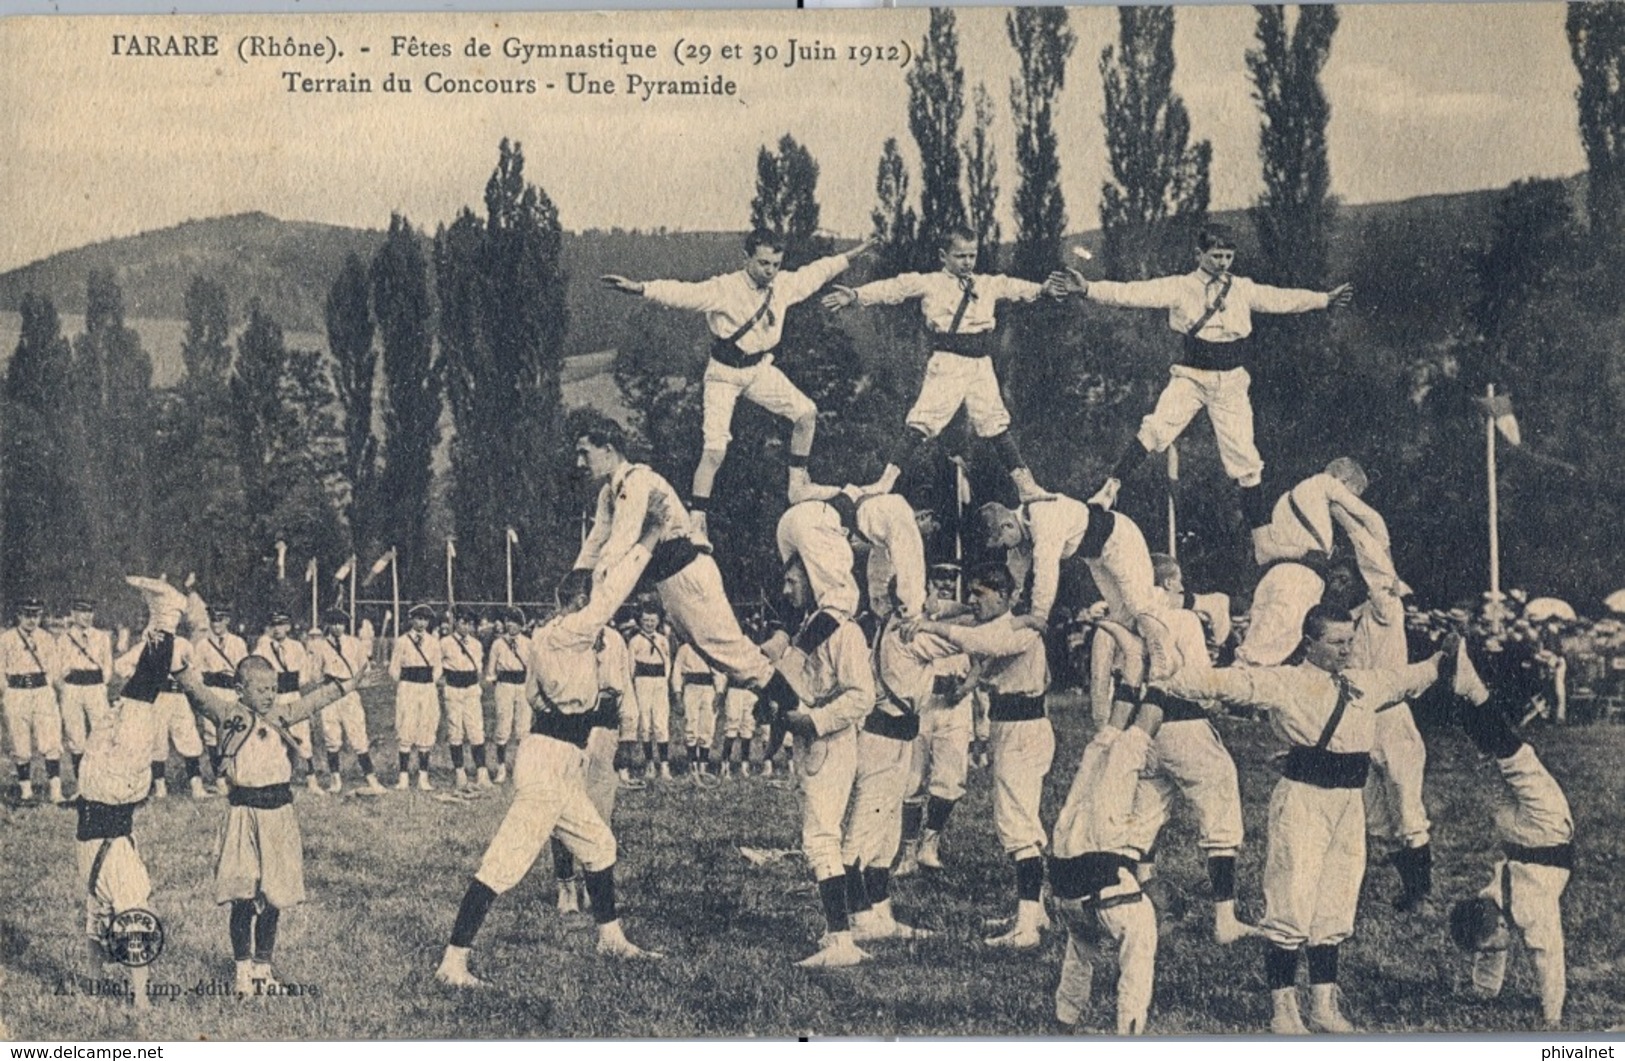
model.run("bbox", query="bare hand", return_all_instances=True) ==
[821,285,857,312]
[1327,283,1354,309]
[601,274,645,296]
[1041,272,1073,299]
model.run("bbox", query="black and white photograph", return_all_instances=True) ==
[0,2,1622,1040]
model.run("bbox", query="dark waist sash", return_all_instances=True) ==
[633,661,668,678]
[1280,746,1370,789]
[496,669,527,685]
[203,672,236,689]
[76,800,137,842]
[1142,686,1207,723]
[931,674,962,698]
[863,707,919,742]
[1261,553,1334,581]
[1077,504,1116,560]
[7,672,46,689]
[399,666,434,684]
[710,338,775,370]
[1178,333,1254,372]
[1050,852,1141,901]
[1503,841,1574,871]
[64,669,105,686]
[444,670,479,689]
[532,709,594,749]
[158,677,183,695]
[681,671,713,687]
[646,537,702,586]
[229,782,293,810]
[988,692,1046,722]
[928,329,999,359]
[275,672,300,694]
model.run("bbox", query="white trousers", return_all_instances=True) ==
[475,734,616,894]
[702,355,815,450]
[1137,365,1263,486]
[1364,704,1430,848]
[1261,779,1365,948]
[841,727,913,870]
[5,686,62,762]
[907,696,971,803]
[990,717,1055,860]
[1125,719,1245,857]
[797,725,858,880]
[907,351,1011,439]
[1237,563,1325,668]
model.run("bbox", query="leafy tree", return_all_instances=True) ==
[326,252,378,555]
[68,271,154,597]
[436,140,572,599]
[962,83,1001,274]
[153,277,249,595]
[871,137,920,280]
[229,300,348,620]
[750,134,831,268]
[371,214,439,596]
[2,294,84,601]
[906,8,968,268]
[1568,2,1625,251]
[1247,5,1340,289]
[1098,6,1211,279]
[1007,6,1076,282]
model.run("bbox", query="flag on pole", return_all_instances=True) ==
[364,547,395,585]
[304,557,317,583]
[506,527,519,545]
[1476,391,1522,447]
[447,539,457,559]
[334,555,354,582]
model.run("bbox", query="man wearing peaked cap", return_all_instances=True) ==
[2,598,66,802]
[391,604,443,790]
[314,608,382,795]
[58,596,115,795]
[196,603,246,794]
[485,606,531,786]
[442,607,489,790]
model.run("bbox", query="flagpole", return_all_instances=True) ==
[1486,383,1502,631]
[390,550,400,645]
[1166,444,1178,559]
[348,555,357,636]
[505,530,514,607]
[446,539,456,612]
[954,458,967,602]
[309,559,319,631]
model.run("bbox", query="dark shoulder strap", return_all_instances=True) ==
[946,278,976,335]
[1186,273,1233,338]
[725,287,775,344]
[1315,674,1358,751]
[1287,486,1333,556]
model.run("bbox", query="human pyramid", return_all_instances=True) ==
[7,224,1571,1034]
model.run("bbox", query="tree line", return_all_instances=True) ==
[5,4,1625,622]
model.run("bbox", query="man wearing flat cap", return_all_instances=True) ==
[485,606,531,785]
[313,608,383,795]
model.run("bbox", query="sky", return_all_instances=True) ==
[0,3,1586,273]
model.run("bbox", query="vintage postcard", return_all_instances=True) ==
[1,3,1621,1042]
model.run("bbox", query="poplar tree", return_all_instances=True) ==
[1007,7,1076,281]
[1099,6,1211,279]
[1247,4,1340,288]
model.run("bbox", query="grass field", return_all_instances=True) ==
[3,685,1623,1040]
